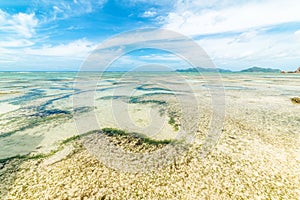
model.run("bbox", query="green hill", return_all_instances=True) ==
[176,67,232,73]
[240,67,281,73]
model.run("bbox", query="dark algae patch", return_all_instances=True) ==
[128,96,166,105]
[30,109,71,117]
[97,128,176,153]
[99,92,172,105]
[168,111,180,131]
[136,84,172,92]
[291,97,300,104]
[0,89,46,105]
[98,95,127,100]
[0,127,176,165]
[101,128,174,145]
[0,109,72,138]
[59,128,176,154]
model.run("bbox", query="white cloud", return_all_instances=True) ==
[38,0,107,21]
[164,0,300,36]
[0,10,41,69]
[108,53,186,71]
[139,54,181,61]
[25,39,96,58]
[295,30,300,41]
[142,10,157,18]
[0,9,38,66]
[158,0,300,70]
[0,39,97,70]
[197,30,300,70]
[0,10,7,23]
[0,39,34,48]
[11,13,38,38]
[0,10,38,38]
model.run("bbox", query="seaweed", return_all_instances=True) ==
[0,113,71,138]
[0,155,28,164]
[73,106,93,114]
[141,92,173,97]
[3,89,45,105]
[98,96,127,100]
[136,84,172,92]
[128,96,166,105]
[168,111,180,131]
[30,109,71,117]
[101,128,127,136]
[60,130,99,145]
[101,128,175,145]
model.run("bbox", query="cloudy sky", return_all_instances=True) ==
[0,0,300,71]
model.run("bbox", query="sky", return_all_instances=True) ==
[0,0,300,71]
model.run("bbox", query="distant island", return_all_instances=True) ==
[175,67,232,73]
[175,66,281,73]
[239,67,281,73]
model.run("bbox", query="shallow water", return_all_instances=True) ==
[0,72,299,160]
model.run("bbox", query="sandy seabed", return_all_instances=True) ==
[0,72,299,199]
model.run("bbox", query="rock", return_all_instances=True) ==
[282,67,300,73]
[291,97,300,104]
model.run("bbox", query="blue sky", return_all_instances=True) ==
[0,0,300,71]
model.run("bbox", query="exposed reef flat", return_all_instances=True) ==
[3,120,300,199]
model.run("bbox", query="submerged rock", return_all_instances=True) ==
[291,97,300,104]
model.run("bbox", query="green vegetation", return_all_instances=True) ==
[142,92,173,97]
[98,95,127,100]
[136,84,172,92]
[168,116,179,131]
[28,149,59,160]
[60,130,100,145]
[101,128,127,136]
[73,106,93,114]
[168,117,175,125]
[60,135,82,145]
[0,148,61,164]
[128,96,166,105]
[99,95,167,105]
[0,155,28,164]
[101,127,175,145]
[168,111,180,131]
[102,127,175,145]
